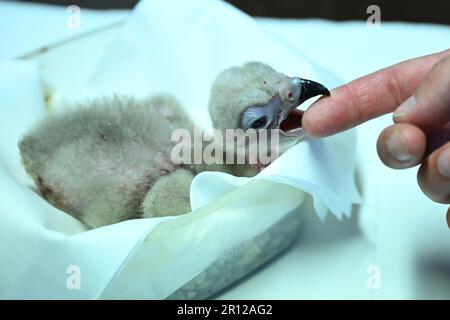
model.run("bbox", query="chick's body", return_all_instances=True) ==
[20,96,193,228]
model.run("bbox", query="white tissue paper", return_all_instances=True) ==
[0,0,361,299]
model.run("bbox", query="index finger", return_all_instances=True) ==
[302,50,450,137]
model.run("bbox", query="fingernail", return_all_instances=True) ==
[437,147,450,178]
[393,95,416,121]
[385,130,411,162]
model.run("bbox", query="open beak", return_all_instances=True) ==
[278,77,330,136]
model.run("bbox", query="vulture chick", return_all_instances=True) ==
[19,62,329,228]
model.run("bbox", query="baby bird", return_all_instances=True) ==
[19,62,329,228]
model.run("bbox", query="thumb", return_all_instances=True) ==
[393,51,450,129]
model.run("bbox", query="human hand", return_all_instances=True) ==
[302,50,450,227]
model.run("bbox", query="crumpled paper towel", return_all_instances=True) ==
[0,0,361,299]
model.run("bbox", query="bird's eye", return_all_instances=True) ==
[250,116,267,129]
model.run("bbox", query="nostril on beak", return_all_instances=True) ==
[279,77,301,103]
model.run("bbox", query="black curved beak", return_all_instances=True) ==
[298,78,330,104]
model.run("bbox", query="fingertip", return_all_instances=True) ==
[447,207,450,229]
[302,112,324,137]
[377,123,427,169]
[392,95,416,123]
[302,90,347,137]
[302,101,330,137]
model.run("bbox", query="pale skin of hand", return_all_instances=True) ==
[302,49,450,227]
